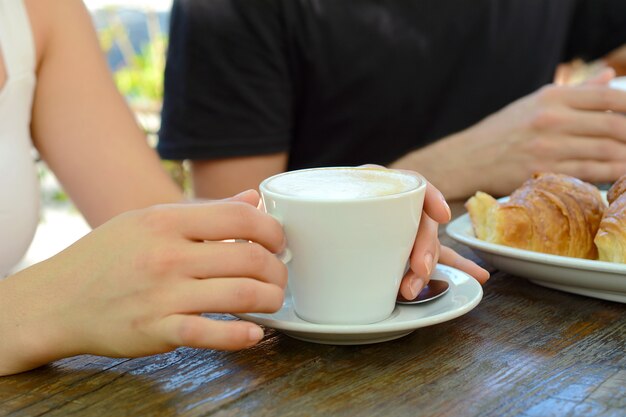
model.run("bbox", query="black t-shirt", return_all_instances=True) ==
[158,0,626,170]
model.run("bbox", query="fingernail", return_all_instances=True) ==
[440,193,452,220]
[235,189,255,198]
[424,252,433,276]
[410,277,425,299]
[249,326,264,342]
[481,267,491,281]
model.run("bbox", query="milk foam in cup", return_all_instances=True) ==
[260,167,426,325]
[264,167,419,199]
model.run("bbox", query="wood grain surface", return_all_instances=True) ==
[1,203,624,417]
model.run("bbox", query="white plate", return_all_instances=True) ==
[446,196,626,303]
[235,264,483,345]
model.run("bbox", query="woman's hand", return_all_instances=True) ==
[398,181,490,301]
[356,166,489,300]
[0,190,286,376]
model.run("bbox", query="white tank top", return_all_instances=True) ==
[0,0,40,276]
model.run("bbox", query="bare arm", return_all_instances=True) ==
[191,153,288,199]
[1,1,291,377]
[0,192,288,376]
[28,0,182,227]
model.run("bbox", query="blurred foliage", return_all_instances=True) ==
[98,7,190,193]
[112,35,166,102]
[98,8,166,105]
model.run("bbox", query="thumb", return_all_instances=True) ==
[583,67,616,86]
[224,189,261,207]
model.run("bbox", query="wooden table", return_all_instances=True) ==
[1,203,624,417]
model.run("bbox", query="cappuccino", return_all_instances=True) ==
[260,166,427,324]
[263,167,421,200]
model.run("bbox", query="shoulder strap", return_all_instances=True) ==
[0,0,36,77]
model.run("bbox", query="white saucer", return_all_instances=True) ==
[235,264,483,345]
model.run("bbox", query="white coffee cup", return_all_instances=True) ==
[609,76,626,92]
[260,167,426,325]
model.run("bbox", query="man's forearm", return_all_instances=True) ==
[389,130,485,201]
[191,153,288,199]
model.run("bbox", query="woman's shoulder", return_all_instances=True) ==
[24,0,91,68]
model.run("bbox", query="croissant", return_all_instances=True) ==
[466,173,605,259]
[595,175,626,263]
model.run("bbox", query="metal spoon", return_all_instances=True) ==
[396,279,450,305]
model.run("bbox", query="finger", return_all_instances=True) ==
[423,181,451,223]
[439,246,490,284]
[401,213,441,299]
[185,189,260,206]
[408,213,440,278]
[157,314,265,351]
[553,62,573,86]
[559,85,626,113]
[357,164,386,169]
[163,202,285,253]
[164,278,285,314]
[581,67,615,86]
[533,136,626,161]
[557,110,626,141]
[390,169,451,224]
[554,160,626,184]
[399,268,426,301]
[223,189,261,207]
[181,241,288,288]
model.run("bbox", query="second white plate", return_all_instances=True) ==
[446,205,626,303]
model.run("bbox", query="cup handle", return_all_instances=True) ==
[276,247,292,264]
[234,239,292,264]
[268,213,292,264]
[234,213,292,264]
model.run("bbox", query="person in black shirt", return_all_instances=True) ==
[159,0,626,201]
